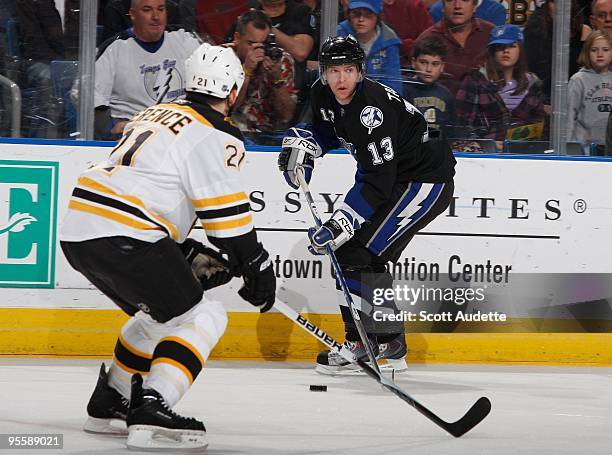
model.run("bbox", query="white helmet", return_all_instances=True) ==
[184,43,245,98]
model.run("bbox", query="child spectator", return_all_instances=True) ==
[568,29,612,145]
[405,37,456,137]
[337,0,403,93]
[456,24,549,141]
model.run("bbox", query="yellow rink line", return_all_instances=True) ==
[0,308,611,365]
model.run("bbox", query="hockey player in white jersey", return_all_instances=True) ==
[60,43,276,451]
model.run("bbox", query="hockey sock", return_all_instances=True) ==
[108,313,155,399]
[144,299,228,408]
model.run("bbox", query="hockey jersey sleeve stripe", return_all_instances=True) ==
[196,202,250,220]
[71,187,174,238]
[77,176,179,240]
[201,214,253,232]
[68,200,165,234]
[191,192,248,209]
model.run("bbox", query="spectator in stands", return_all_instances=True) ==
[0,0,17,137]
[0,0,16,71]
[101,0,184,42]
[195,0,254,44]
[524,0,592,100]
[382,0,433,67]
[337,0,403,93]
[590,0,612,33]
[93,0,200,139]
[405,37,456,137]
[231,9,298,134]
[455,24,549,141]
[568,29,612,145]
[16,0,67,137]
[227,1,316,89]
[417,0,495,95]
[429,0,506,26]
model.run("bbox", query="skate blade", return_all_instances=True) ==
[315,363,367,376]
[379,358,408,373]
[83,416,127,436]
[127,424,208,452]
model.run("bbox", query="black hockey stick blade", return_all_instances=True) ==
[358,359,491,437]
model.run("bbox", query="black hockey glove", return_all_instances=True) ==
[179,238,233,291]
[278,127,322,189]
[237,244,276,312]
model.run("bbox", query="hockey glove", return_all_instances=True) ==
[237,244,276,312]
[179,238,233,291]
[308,209,360,255]
[278,127,322,189]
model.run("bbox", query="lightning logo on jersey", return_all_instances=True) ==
[387,183,437,243]
[360,106,383,134]
[366,182,445,255]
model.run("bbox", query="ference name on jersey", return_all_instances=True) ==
[130,105,193,135]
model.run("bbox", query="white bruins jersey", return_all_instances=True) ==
[61,101,253,244]
[95,29,201,120]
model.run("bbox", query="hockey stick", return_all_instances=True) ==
[294,167,381,375]
[274,298,492,438]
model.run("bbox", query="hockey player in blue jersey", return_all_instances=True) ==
[278,35,456,375]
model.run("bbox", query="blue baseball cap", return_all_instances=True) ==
[348,0,382,14]
[488,24,524,46]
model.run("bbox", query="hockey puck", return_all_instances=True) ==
[309,384,327,392]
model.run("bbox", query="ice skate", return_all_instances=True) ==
[126,374,207,451]
[315,338,379,376]
[83,363,129,435]
[378,334,408,373]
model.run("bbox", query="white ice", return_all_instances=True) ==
[0,359,610,454]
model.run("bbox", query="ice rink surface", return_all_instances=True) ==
[0,358,610,454]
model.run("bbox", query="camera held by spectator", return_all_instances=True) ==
[263,33,283,62]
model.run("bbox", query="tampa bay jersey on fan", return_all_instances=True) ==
[308,76,456,230]
[95,29,201,120]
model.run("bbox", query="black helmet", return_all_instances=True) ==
[319,35,365,77]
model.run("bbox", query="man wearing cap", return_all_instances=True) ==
[417,0,495,95]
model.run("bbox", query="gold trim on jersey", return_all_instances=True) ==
[170,104,214,128]
[75,176,179,240]
[201,214,253,231]
[191,192,248,209]
[68,200,164,233]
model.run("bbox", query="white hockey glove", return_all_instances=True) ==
[308,209,360,255]
[278,127,323,189]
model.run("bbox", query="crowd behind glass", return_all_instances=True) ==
[1,0,611,155]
